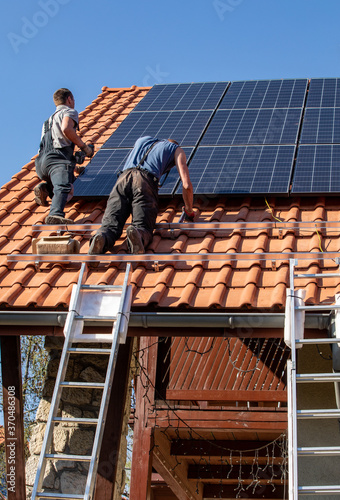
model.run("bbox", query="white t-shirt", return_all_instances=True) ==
[42,105,79,149]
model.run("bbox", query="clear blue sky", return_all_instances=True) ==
[0,0,339,189]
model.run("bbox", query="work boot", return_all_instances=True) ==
[45,215,74,225]
[126,226,145,254]
[88,234,106,255]
[34,182,49,206]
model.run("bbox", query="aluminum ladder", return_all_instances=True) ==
[31,262,132,500]
[285,258,340,498]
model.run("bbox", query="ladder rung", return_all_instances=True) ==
[36,494,84,499]
[298,446,340,456]
[53,417,98,424]
[297,373,340,383]
[81,284,123,290]
[297,409,340,419]
[60,381,105,389]
[298,485,340,494]
[296,338,340,345]
[75,315,117,321]
[295,273,340,278]
[68,347,111,355]
[296,304,340,311]
[45,453,92,461]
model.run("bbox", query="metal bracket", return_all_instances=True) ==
[152,261,160,272]
[271,260,277,271]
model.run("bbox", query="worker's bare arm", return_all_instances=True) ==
[175,147,194,214]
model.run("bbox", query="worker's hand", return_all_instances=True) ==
[81,143,95,157]
[75,165,86,176]
[179,207,195,223]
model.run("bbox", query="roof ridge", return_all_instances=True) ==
[101,85,152,92]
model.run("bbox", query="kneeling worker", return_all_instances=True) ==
[88,136,194,254]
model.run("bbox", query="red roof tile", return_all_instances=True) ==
[0,85,339,312]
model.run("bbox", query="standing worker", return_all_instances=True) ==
[88,136,194,254]
[34,88,94,224]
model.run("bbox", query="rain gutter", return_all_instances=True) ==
[0,311,329,330]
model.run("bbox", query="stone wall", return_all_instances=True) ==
[26,336,135,499]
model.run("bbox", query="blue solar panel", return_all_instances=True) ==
[299,108,340,144]
[291,145,340,193]
[219,79,308,109]
[178,145,295,195]
[133,82,229,112]
[306,78,340,108]
[74,148,194,197]
[73,149,132,196]
[102,110,213,149]
[201,108,302,146]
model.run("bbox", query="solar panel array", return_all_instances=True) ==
[292,78,340,194]
[75,82,229,196]
[75,78,340,197]
[184,78,307,195]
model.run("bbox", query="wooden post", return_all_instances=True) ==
[130,336,158,500]
[94,338,133,500]
[1,336,26,500]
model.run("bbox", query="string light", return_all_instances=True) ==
[131,337,289,498]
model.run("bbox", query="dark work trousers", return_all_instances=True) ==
[96,168,159,252]
[35,153,75,218]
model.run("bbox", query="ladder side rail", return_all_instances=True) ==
[287,359,294,500]
[31,263,88,499]
[288,259,299,500]
[84,263,132,500]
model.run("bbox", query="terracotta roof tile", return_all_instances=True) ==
[0,85,339,312]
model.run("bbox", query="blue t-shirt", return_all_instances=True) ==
[122,136,178,180]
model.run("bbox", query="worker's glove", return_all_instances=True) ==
[81,143,95,157]
[179,207,195,223]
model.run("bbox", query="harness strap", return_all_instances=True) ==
[136,140,159,168]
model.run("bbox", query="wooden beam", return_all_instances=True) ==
[94,338,133,500]
[148,409,287,431]
[171,439,284,461]
[153,430,203,500]
[129,327,285,338]
[166,389,287,403]
[0,326,63,336]
[130,336,158,500]
[1,336,26,500]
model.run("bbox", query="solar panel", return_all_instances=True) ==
[133,82,229,112]
[73,149,132,196]
[201,108,302,146]
[291,145,340,193]
[74,147,194,197]
[219,79,308,109]
[299,108,340,144]
[102,110,214,149]
[306,78,340,108]
[180,145,295,195]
